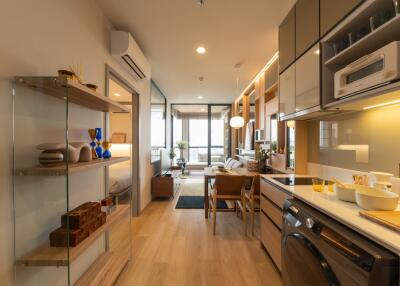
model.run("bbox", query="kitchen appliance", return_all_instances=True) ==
[282,199,399,286]
[273,177,317,186]
[334,41,400,99]
[254,129,265,142]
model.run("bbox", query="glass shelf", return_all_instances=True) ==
[13,76,132,286]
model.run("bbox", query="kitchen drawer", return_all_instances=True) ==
[261,194,283,229]
[260,178,291,209]
[260,210,282,271]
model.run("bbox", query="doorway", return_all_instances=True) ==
[106,66,140,216]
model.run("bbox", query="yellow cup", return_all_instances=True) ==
[327,181,335,192]
[312,178,325,192]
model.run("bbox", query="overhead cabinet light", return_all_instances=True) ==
[230,116,244,128]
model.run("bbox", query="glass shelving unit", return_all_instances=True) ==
[13,76,132,285]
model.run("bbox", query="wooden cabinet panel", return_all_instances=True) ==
[260,178,291,209]
[279,64,295,117]
[265,96,278,116]
[261,194,283,229]
[296,0,319,57]
[260,211,282,271]
[279,7,296,72]
[295,43,320,112]
[320,0,363,36]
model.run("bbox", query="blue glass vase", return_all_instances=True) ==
[95,128,103,158]
[102,141,112,159]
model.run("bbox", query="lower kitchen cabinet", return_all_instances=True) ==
[260,178,292,271]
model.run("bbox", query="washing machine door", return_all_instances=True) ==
[282,232,340,286]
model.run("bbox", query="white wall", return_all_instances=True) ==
[0,0,154,284]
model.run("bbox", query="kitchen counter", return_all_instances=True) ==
[261,174,400,255]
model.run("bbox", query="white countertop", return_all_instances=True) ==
[261,174,400,255]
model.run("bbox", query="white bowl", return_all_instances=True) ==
[370,171,394,182]
[356,188,399,211]
[335,184,357,203]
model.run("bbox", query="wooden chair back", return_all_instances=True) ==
[214,174,245,196]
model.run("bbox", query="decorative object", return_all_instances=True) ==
[95,128,103,158]
[256,148,270,174]
[394,0,400,15]
[37,142,91,164]
[88,129,98,159]
[50,202,106,247]
[38,150,64,167]
[58,70,75,80]
[69,64,83,84]
[85,84,98,91]
[247,159,259,172]
[111,132,126,143]
[176,141,187,160]
[102,141,112,159]
[230,116,244,128]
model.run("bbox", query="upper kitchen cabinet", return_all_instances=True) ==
[279,7,296,73]
[320,0,363,37]
[295,44,320,112]
[279,64,296,118]
[295,0,319,58]
[265,60,279,93]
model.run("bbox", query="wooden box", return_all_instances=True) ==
[49,228,89,247]
[61,202,101,228]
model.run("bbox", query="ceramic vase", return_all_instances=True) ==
[102,141,112,159]
[88,129,98,159]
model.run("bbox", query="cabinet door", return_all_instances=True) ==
[279,7,295,72]
[320,0,363,36]
[279,64,295,117]
[296,0,319,57]
[295,44,320,112]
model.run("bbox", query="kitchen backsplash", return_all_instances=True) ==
[307,104,400,175]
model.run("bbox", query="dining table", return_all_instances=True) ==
[203,167,260,218]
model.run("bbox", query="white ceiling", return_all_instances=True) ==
[97,0,295,103]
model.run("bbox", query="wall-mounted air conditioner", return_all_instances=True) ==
[111,31,151,81]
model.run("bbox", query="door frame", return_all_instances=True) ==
[105,65,141,216]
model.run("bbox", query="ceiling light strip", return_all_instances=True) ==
[238,51,279,99]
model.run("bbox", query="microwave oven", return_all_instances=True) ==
[334,41,400,99]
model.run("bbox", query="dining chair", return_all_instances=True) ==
[237,175,260,235]
[209,174,245,235]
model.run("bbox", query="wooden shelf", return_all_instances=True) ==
[15,76,131,113]
[264,82,278,96]
[15,157,130,176]
[74,251,130,286]
[325,15,400,65]
[16,204,130,267]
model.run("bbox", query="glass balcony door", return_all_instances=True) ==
[171,104,231,166]
[210,105,231,166]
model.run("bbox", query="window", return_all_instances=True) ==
[151,81,166,163]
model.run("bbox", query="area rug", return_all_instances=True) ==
[176,196,228,209]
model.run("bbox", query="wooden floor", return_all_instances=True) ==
[115,180,282,286]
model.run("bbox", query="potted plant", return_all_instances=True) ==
[256,148,271,174]
[176,140,187,160]
[169,149,176,167]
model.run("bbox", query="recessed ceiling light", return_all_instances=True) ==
[196,46,206,54]
[114,93,120,97]
[314,49,320,55]
[197,96,204,99]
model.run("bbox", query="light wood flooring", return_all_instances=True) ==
[115,179,282,286]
